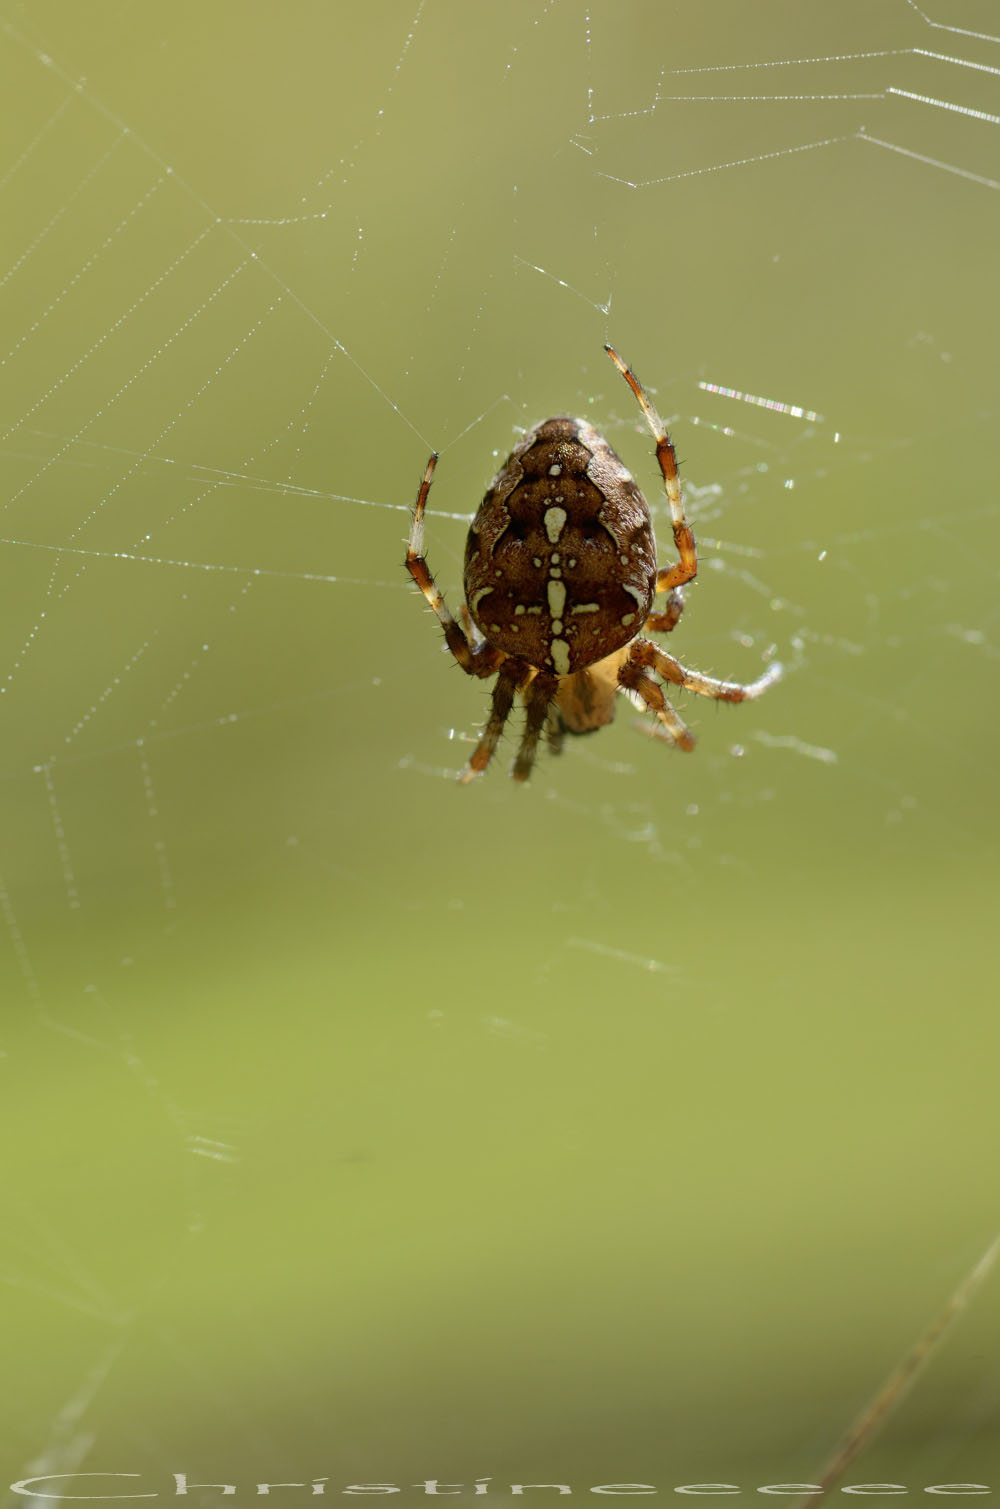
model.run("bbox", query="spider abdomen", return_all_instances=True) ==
[463,416,657,676]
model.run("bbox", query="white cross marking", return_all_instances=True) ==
[543,506,567,544]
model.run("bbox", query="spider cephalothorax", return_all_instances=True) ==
[406,345,781,783]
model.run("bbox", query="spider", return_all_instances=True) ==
[405,344,781,783]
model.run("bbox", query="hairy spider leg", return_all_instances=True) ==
[406,452,503,679]
[545,707,565,757]
[458,659,532,784]
[630,638,783,701]
[459,601,486,650]
[644,585,686,635]
[605,344,697,597]
[512,670,560,782]
[617,656,696,750]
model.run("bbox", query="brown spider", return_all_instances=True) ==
[406,344,781,783]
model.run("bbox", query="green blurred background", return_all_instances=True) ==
[1,0,998,1498]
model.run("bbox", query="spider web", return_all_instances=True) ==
[1,0,998,1500]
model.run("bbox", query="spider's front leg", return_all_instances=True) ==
[545,707,565,758]
[512,669,559,782]
[406,452,503,679]
[458,658,535,784]
[458,665,558,785]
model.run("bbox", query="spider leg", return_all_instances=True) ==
[643,585,685,635]
[605,345,697,596]
[617,654,695,750]
[630,637,783,701]
[460,601,486,651]
[458,659,531,784]
[406,452,503,679]
[512,670,559,783]
[545,707,565,758]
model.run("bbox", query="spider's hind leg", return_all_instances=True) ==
[406,452,502,679]
[605,345,697,595]
[460,602,487,652]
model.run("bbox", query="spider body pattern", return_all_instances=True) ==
[463,415,657,678]
[406,345,781,783]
